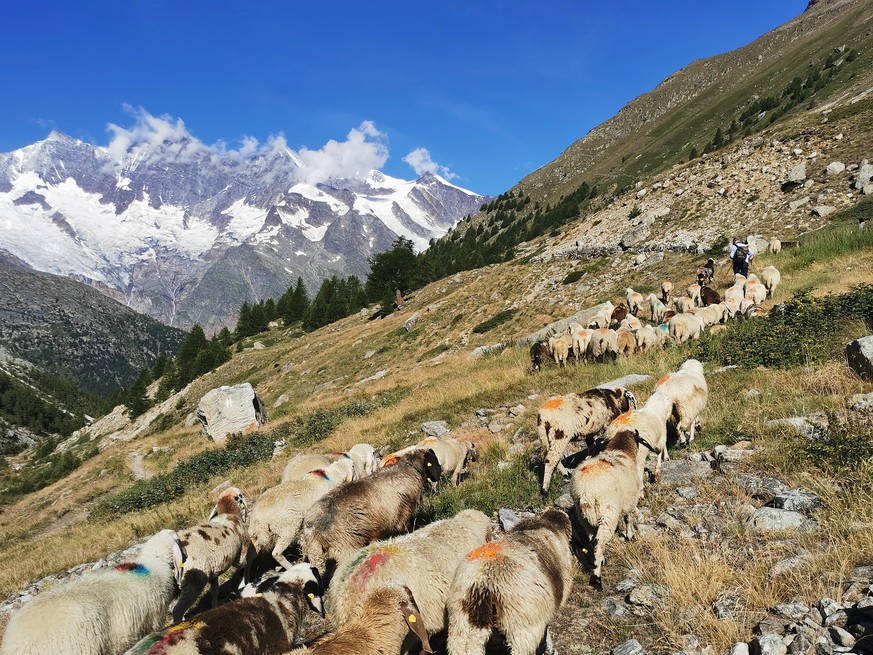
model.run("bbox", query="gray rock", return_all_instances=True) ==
[421,421,450,438]
[846,335,873,381]
[815,636,833,655]
[488,420,507,434]
[788,197,811,210]
[604,596,631,618]
[620,225,651,248]
[766,416,830,441]
[713,444,756,463]
[757,616,788,635]
[819,598,841,618]
[731,644,750,655]
[627,583,669,608]
[252,341,265,350]
[828,627,855,648]
[755,633,788,655]
[508,405,526,418]
[468,343,506,360]
[855,163,873,190]
[848,393,873,412]
[714,590,741,620]
[677,486,700,500]
[788,163,808,183]
[824,610,848,628]
[613,639,645,655]
[771,489,821,513]
[364,349,376,359]
[848,565,873,583]
[272,393,290,408]
[812,205,836,217]
[774,602,810,621]
[788,634,813,655]
[655,460,713,486]
[404,312,421,331]
[749,507,807,532]
[826,162,846,175]
[554,493,575,511]
[196,383,267,445]
[616,576,638,593]
[597,374,652,390]
[498,508,520,532]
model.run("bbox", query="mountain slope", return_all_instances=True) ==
[0,134,486,331]
[0,263,184,397]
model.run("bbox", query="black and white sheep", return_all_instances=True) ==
[537,387,636,494]
[173,486,249,623]
[446,509,574,655]
[301,449,442,576]
[327,509,492,636]
[0,530,186,655]
[124,563,323,655]
[529,341,551,371]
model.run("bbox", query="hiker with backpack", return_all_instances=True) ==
[729,238,752,277]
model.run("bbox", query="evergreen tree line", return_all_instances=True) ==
[0,371,85,441]
[690,47,859,160]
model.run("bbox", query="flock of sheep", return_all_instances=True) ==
[531,260,782,368]
[0,258,761,655]
[0,353,710,655]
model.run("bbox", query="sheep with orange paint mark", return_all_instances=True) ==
[571,428,661,590]
[537,387,636,494]
[326,509,491,637]
[446,509,574,655]
[651,358,709,446]
[380,436,477,486]
[588,328,618,363]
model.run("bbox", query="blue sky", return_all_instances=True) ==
[1,1,806,196]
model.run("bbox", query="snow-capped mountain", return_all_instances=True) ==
[0,131,486,331]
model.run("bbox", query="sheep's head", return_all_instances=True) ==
[422,448,443,483]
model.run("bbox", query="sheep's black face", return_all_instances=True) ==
[423,449,442,482]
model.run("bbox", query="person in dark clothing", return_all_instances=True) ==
[729,238,751,277]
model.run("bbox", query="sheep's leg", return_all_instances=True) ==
[209,576,219,608]
[447,606,489,655]
[590,515,618,590]
[272,532,299,571]
[507,625,547,655]
[173,569,208,624]
[541,440,570,495]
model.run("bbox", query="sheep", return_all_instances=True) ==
[291,584,432,655]
[634,325,659,353]
[625,288,644,315]
[687,283,702,307]
[446,509,574,655]
[0,530,186,655]
[301,449,442,575]
[571,429,657,590]
[673,296,695,314]
[605,391,673,480]
[655,323,670,346]
[668,312,705,344]
[586,306,611,329]
[610,303,628,327]
[529,342,550,371]
[696,302,730,327]
[246,459,354,578]
[745,278,767,305]
[393,436,478,485]
[571,328,593,361]
[536,387,636,494]
[663,309,677,323]
[548,333,572,367]
[281,445,376,483]
[700,285,721,307]
[647,293,667,323]
[588,327,618,363]
[724,282,745,314]
[124,563,323,655]
[616,329,635,357]
[173,487,249,623]
[745,305,768,319]
[761,265,781,298]
[769,238,782,253]
[327,509,492,636]
[618,315,642,331]
[653,359,709,445]
[660,280,673,304]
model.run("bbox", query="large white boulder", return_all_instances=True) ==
[196,382,267,445]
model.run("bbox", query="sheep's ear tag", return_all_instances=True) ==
[427,462,432,466]
[402,604,432,653]
[256,593,263,597]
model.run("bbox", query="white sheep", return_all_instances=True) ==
[618,315,642,331]
[246,458,353,577]
[653,358,709,445]
[124,563,324,655]
[616,329,635,357]
[571,429,655,590]
[696,302,731,327]
[571,328,593,361]
[173,487,249,623]
[687,283,702,307]
[281,444,376,483]
[327,509,492,636]
[537,387,636,494]
[724,282,745,314]
[625,288,644,315]
[745,278,767,305]
[446,510,574,655]
[761,265,781,299]
[0,530,186,655]
[673,296,695,314]
[605,391,673,479]
[634,325,659,353]
[668,313,705,344]
[769,238,782,253]
[661,280,673,304]
[384,436,478,486]
[588,327,618,363]
[548,333,573,366]
[647,293,667,323]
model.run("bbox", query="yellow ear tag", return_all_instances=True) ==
[308,593,315,598]
[427,463,432,466]
[582,548,588,554]
[256,593,263,597]
[179,562,185,568]
[408,614,417,623]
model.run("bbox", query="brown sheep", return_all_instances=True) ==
[700,285,721,307]
[529,342,550,371]
[610,304,628,327]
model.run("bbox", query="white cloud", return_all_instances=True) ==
[402,147,457,180]
[294,121,389,185]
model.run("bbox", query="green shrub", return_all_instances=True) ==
[628,204,642,219]
[472,310,517,334]
[694,286,873,368]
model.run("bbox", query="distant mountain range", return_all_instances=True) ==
[0,132,486,331]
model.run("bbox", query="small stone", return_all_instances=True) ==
[824,610,848,628]
[846,335,873,381]
[272,393,290,408]
[604,596,631,618]
[404,312,421,331]
[848,565,873,583]
[771,489,822,513]
[554,494,575,511]
[488,421,506,434]
[757,617,788,635]
[812,205,836,217]
[750,507,807,532]
[819,598,841,618]
[252,341,265,350]
[714,590,741,620]
[815,636,833,655]
[788,634,812,655]
[807,608,824,625]
[508,405,526,418]
[421,421,450,438]
[364,350,376,359]
[627,584,669,608]
[849,393,873,412]
[774,602,810,621]
[789,197,811,210]
[739,475,790,502]
[841,581,867,604]
[828,627,855,648]
[769,554,814,578]
[743,388,762,399]
[498,508,520,532]
[826,162,846,175]
[755,633,788,655]
[677,486,700,500]
[612,639,645,655]
[616,576,637,593]
[730,644,750,655]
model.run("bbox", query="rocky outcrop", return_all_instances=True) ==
[846,335,873,380]
[195,383,267,444]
